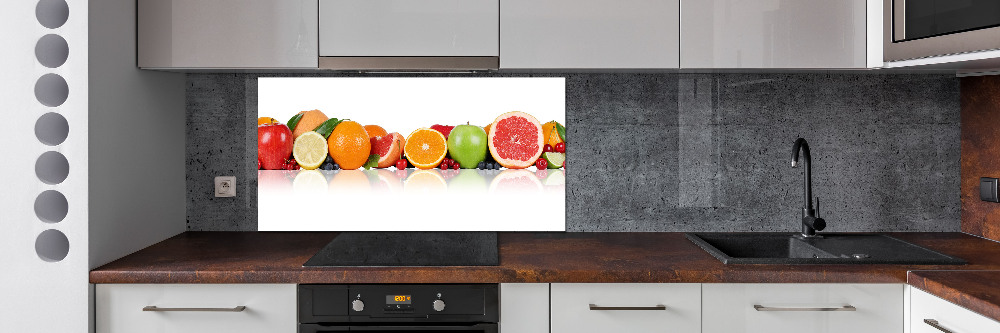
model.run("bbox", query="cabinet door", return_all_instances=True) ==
[681,0,868,68]
[319,0,499,57]
[500,284,549,333]
[911,287,1000,333]
[138,0,318,69]
[702,283,903,333]
[96,284,297,333]
[550,283,700,333]
[501,0,680,69]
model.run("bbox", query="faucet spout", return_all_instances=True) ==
[791,138,825,237]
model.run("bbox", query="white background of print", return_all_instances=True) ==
[258,77,566,136]
[257,77,566,231]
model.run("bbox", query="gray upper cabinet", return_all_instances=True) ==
[500,0,680,69]
[681,0,871,68]
[138,0,318,69]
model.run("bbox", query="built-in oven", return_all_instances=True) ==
[299,284,498,333]
[884,0,1000,61]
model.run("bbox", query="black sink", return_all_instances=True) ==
[686,233,966,265]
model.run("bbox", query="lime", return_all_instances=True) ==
[292,131,328,170]
[542,152,565,169]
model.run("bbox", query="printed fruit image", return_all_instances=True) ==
[257,117,279,126]
[371,133,403,168]
[292,131,329,170]
[328,170,371,195]
[447,124,488,169]
[541,120,565,146]
[448,169,487,192]
[327,120,371,170]
[489,169,543,194]
[430,124,454,139]
[258,123,294,170]
[364,124,388,139]
[404,169,448,194]
[390,132,406,158]
[291,109,329,140]
[369,169,403,193]
[541,152,565,169]
[292,169,328,194]
[404,128,448,170]
[487,111,545,169]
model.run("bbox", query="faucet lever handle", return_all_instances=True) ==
[815,197,820,218]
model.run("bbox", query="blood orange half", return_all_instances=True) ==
[487,111,544,169]
[371,133,402,168]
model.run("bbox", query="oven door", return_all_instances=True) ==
[300,323,498,333]
[885,0,1000,61]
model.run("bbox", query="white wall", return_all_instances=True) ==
[88,0,186,270]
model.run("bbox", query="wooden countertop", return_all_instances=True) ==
[908,270,1000,323]
[90,231,1000,284]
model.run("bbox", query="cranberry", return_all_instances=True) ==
[555,142,565,153]
[544,144,553,152]
[535,158,547,169]
[452,163,460,170]
[396,159,407,170]
[440,162,448,170]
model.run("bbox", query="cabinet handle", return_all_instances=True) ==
[753,305,856,312]
[143,306,247,312]
[589,304,666,311]
[924,319,955,333]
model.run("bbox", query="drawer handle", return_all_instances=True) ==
[143,306,247,312]
[589,304,667,311]
[753,305,856,312]
[924,319,955,333]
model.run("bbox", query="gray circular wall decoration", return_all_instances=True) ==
[36,0,69,29]
[35,229,69,262]
[35,112,69,146]
[34,73,69,107]
[35,151,69,185]
[35,34,69,68]
[34,190,68,223]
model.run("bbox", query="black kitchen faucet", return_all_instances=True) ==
[791,138,826,238]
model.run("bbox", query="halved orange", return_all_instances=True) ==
[404,128,447,170]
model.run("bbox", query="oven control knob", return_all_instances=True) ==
[432,299,446,312]
[352,299,365,312]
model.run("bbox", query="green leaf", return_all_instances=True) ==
[287,113,304,131]
[362,154,380,170]
[555,122,566,142]
[314,118,342,139]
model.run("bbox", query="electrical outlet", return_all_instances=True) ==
[215,176,236,197]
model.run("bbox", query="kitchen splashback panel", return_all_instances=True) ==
[186,73,960,232]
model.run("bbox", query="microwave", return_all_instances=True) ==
[884,0,1000,62]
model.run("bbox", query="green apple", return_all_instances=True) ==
[447,124,488,168]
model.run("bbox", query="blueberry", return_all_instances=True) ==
[324,156,334,164]
[321,163,334,170]
[332,163,340,170]
[477,161,485,169]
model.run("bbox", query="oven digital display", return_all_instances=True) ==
[386,295,412,304]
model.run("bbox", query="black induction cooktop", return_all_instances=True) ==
[303,232,499,267]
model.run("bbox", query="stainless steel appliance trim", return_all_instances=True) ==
[588,304,667,311]
[753,305,856,312]
[142,305,247,312]
[318,57,499,71]
[893,0,905,41]
[884,0,1000,62]
[923,319,954,333]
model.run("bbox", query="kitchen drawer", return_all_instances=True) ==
[96,284,296,333]
[702,283,903,333]
[550,283,701,333]
[911,287,1000,333]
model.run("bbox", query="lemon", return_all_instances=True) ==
[293,131,328,170]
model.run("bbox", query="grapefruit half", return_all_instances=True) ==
[371,133,402,168]
[487,111,544,169]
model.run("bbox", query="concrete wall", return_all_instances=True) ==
[186,73,960,232]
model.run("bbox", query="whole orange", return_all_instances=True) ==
[328,120,371,170]
[257,117,278,126]
[363,124,388,138]
[292,109,329,140]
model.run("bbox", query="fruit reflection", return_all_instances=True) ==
[292,170,328,195]
[258,170,295,194]
[404,169,447,195]
[328,170,371,194]
[368,169,403,193]
[489,169,542,194]
[448,169,488,192]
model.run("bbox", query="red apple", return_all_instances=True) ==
[430,124,454,139]
[258,123,293,170]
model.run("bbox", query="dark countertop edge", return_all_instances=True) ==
[908,270,1000,324]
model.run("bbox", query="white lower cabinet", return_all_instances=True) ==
[702,283,903,333]
[95,284,297,333]
[550,283,701,333]
[500,283,549,333]
[910,287,1000,333]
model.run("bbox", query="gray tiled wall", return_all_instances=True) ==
[186,73,960,232]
